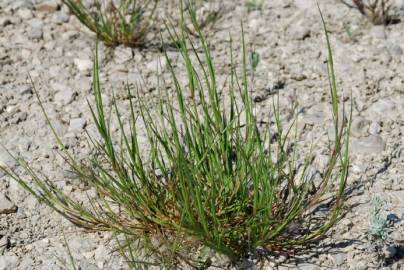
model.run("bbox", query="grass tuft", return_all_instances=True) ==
[1,5,351,269]
[340,0,397,25]
[62,0,158,47]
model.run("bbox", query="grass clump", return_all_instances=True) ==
[245,0,264,12]
[62,0,157,47]
[1,7,351,269]
[340,0,397,25]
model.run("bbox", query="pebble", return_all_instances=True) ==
[288,21,310,40]
[69,118,87,131]
[52,11,70,24]
[367,98,398,120]
[146,57,167,72]
[0,149,17,168]
[328,253,347,266]
[370,26,387,39]
[383,245,397,259]
[351,117,370,137]
[0,255,18,270]
[17,8,33,20]
[350,135,385,155]
[0,193,17,214]
[28,19,44,40]
[0,17,12,27]
[368,121,381,135]
[74,58,93,74]
[54,88,76,106]
[294,0,316,11]
[94,245,108,268]
[114,46,133,64]
[36,0,59,12]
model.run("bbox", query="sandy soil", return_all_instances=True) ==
[0,0,403,269]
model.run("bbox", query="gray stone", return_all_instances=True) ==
[36,0,59,12]
[0,150,17,168]
[350,135,385,155]
[294,0,316,11]
[367,98,397,119]
[0,17,12,27]
[383,245,397,259]
[28,19,44,40]
[147,57,167,72]
[369,121,381,135]
[0,255,18,270]
[114,46,133,64]
[74,58,93,74]
[17,8,33,20]
[54,86,76,106]
[69,118,87,131]
[298,263,321,270]
[370,26,386,39]
[388,191,404,207]
[351,117,370,137]
[0,193,17,214]
[328,253,347,266]
[52,11,70,24]
[0,237,9,253]
[288,21,310,40]
[94,244,108,268]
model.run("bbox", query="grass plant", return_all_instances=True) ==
[1,5,351,269]
[245,0,264,12]
[62,0,158,47]
[340,0,395,25]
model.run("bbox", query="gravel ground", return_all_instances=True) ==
[0,0,404,269]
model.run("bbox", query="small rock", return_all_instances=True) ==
[10,111,28,124]
[0,17,12,27]
[369,121,381,135]
[94,244,108,268]
[36,0,59,12]
[370,25,386,39]
[54,87,76,106]
[383,245,397,259]
[0,150,17,168]
[147,57,167,72]
[388,191,404,208]
[74,58,93,74]
[0,193,17,214]
[0,255,18,270]
[288,21,310,40]
[294,0,316,11]
[386,213,399,224]
[367,98,398,120]
[298,263,321,270]
[69,118,87,131]
[350,135,385,155]
[351,117,370,137]
[114,46,133,64]
[28,19,44,40]
[17,8,33,20]
[328,253,347,266]
[0,237,9,254]
[52,11,70,24]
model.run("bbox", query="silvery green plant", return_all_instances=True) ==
[368,195,390,241]
[1,5,351,269]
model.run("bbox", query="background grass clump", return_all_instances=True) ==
[340,0,396,25]
[62,0,157,47]
[1,7,351,269]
